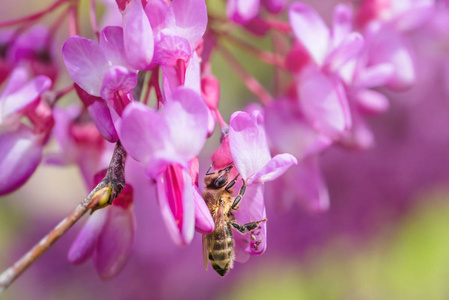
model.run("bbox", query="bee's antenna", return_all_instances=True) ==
[206,162,215,175]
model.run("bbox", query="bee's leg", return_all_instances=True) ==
[225,174,240,192]
[231,218,267,234]
[206,162,215,175]
[231,180,246,210]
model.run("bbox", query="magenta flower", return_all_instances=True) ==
[119,87,213,245]
[151,0,207,95]
[120,0,154,70]
[62,26,138,140]
[0,67,52,195]
[227,110,297,256]
[288,3,363,139]
[8,25,59,83]
[47,104,112,189]
[68,178,135,280]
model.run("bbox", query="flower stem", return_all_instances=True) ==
[0,0,68,28]
[216,44,273,105]
[0,142,127,295]
[218,33,285,69]
[67,1,80,36]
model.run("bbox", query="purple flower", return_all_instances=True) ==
[152,0,207,95]
[288,2,362,139]
[46,104,112,189]
[119,87,213,245]
[227,110,297,255]
[120,0,154,70]
[0,67,52,195]
[62,26,138,140]
[68,175,135,280]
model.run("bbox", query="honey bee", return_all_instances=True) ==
[202,163,267,276]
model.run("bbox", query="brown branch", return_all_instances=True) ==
[0,142,127,295]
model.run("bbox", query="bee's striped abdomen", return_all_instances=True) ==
[208,224,234,276]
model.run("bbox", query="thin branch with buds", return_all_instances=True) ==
[0,142,127,295]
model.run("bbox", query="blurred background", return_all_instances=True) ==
[2,0,449,299]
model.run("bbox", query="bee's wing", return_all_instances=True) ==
[202,234,209,271]
[207,202,229,270]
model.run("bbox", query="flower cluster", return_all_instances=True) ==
[0,0,443,282]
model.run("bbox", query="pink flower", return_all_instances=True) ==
[225,110,297,256]
[119,87,213,245]
[68,174,135,280]
[46,104,113,189]
[151,0,207,95]
[288,3,362,139]
[0,67,52,195]
[62,26,138,140]
[120,0,154,70]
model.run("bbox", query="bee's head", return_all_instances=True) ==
[204,163,233,189]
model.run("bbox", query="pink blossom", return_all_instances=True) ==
[119,87,212,245]
[46,105,112,189]
[121,0,154,70]
[288,3,361,139]
[62,26,136,110]
[68,174,135,280]
[0,67,52,195]
[227,110,297,255]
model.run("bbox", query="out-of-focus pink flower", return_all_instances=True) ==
[68,173,135,280]
[46,104,112,189]
[227,0,260,24]
[356,0,435,31]
[7,25,59,83]
[120,87,211,245]
[0,67,52,195]
[288,2,361,139]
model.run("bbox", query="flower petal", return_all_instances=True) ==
[164,87,208,162]
[100,66,136,114]
[0,126,43,195]
[289,2,330,65]
[331,4,353,47]
[1,74,51,119]
[229,111,271,181]
[68,209,107,264]
[88,99,119,143]
[297,65,351,139]
[0,67,28,99]
[233,183,267,255]
[154,34,191,66]
[355,88,389,114]
[156,166,195,246]
[99,26,129,68]
[264,99,332,160]
[120,101,170,171]
[122,0,154,70]
[62,36,108,96]
[249,153,297,184]
[289,157,329,212]
[165,0,207,48]
[193,185,214,234]
[93,205,135,279]
[324,32,364,74]
[367,24,415,91]
[355,63,394,88]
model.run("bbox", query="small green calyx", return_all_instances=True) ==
[89,186,112,213]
